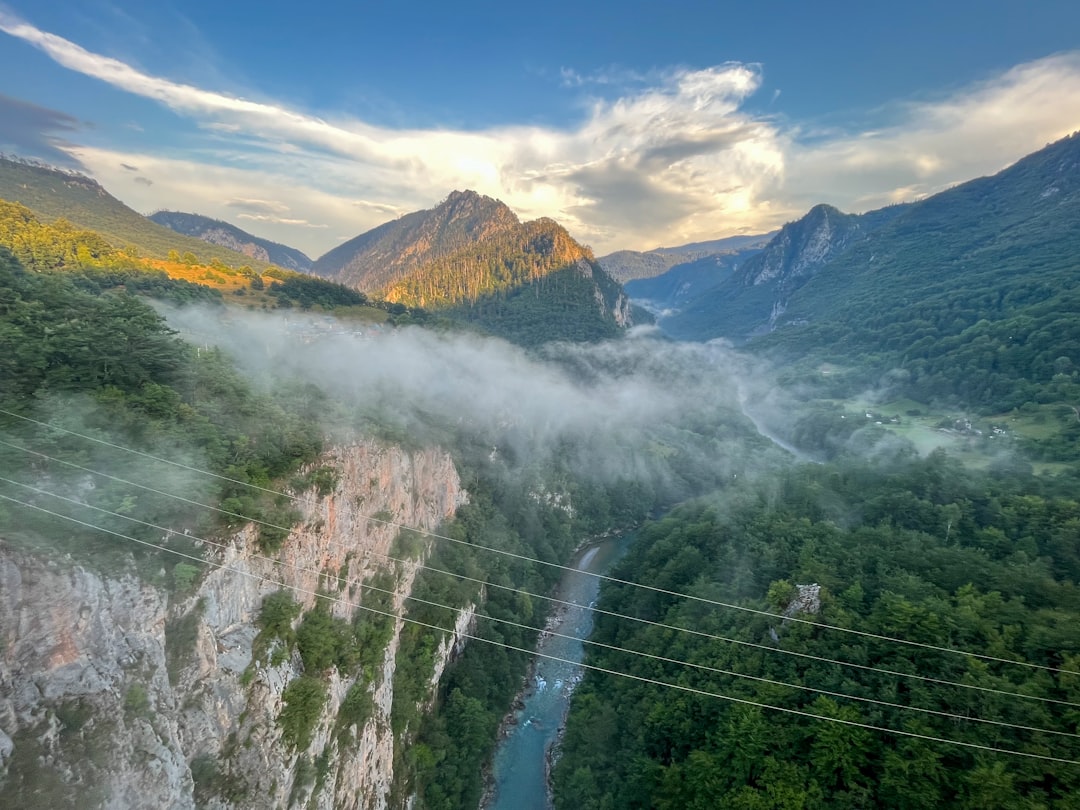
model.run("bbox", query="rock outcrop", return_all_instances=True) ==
[0,438,467,809]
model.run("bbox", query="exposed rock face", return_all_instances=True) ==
[783,583,822,618]
[657,203,906,341]
[0,554,191,808]
[0,439,466,809]
[149,211,313,271]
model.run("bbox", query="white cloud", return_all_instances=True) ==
[785,53,1080,214]
[236,213,328,228]
[3,9,1079,255]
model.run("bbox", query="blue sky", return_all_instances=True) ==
[1,0,1078,256]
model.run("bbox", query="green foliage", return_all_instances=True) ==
[123,684,151,719]
[165,599,205,686]
[291,466,339,497]
[0,159,268,265]
[278,676,327,751]
[0,240,327,577]
[254,590,301,664]
[171,562,201,591]
[384,218,626,346]
[268,272,369,309]
[296,607,354,673]
[553,457,1080,809]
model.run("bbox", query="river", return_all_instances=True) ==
[483,534,631,810]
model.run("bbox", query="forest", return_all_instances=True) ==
[553,453,1080,809]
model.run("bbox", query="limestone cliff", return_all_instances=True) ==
[0,438,467,809]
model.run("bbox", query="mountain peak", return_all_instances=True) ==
[312,190,520,291]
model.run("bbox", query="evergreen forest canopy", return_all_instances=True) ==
[554,454,1080,809]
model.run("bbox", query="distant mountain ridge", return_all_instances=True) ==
[624,244,767,314]
[0,156,269,267]
[598,232,774,283]
[660,203,908,340]
[661,134,1080,345]
[149,211,312,271]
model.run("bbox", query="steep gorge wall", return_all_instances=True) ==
[0,438,468,809]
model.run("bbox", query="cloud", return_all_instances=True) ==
[0,93,84,168]
[236,213,327,228]
[225,198,290,216]
[559,65,649,88]
[352,199,405,216]
[784,53,1080,213]
[120,162,138,171]
[133,175,152,185]
[161,306,789,493]
[3,8,1078,254]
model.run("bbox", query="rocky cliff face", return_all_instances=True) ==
[0,438,467,809]
[657,203,907,342]
[148,211,313,271]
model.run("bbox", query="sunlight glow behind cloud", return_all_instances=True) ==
[2,9,1078,256]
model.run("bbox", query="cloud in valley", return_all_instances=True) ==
[1,8,1078,255]
[161,307,789,493]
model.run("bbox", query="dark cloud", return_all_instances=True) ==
[134,176,153,186]
[0,94,85,169]
[566,161,697,233]
[638,126,758,170]
[121,163,139,171]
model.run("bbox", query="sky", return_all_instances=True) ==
[0,0,1078,258]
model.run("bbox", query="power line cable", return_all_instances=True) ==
[3,437,1078,710]
[7,474,1075,739]
[2,489,1077,767]
[0,408,1068,675]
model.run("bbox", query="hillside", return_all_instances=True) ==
[316,191,633,345]
[598,232,773,283]
[312,189,518,290]
[660,203,908,340]
[149,211,312,271]
[555,456,1080,809]
[656,133,1080,415]
[390,217,630,345]
[623,242,768,313]
[0,156,269,266]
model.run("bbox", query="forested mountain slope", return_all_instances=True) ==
[657,133,1080,414]
[314,190,633,346]
[0,157,268,266]
[383,216,632,345]
[312,190,518,290]
[150,211,312,271]
[659,202,907,340]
